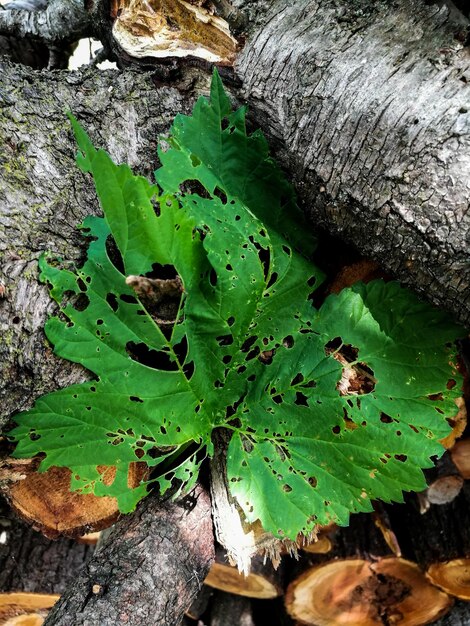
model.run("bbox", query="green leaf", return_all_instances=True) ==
[10,72,465,538]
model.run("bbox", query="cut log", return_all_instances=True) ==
[0,593,59,626]
[285,557,452,626]
[204,547,284,600]
[427,560,470,601]
[209,590,255,626]
[0,462,147,538]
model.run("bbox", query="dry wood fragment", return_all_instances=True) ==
[440,397,468,450]
[0,593,59,626]
[427,560,470,601]
[204,547,283,599]
[285,557,452,626]
[450,439,470,479]
[111,0,237,64]
[210,429,298,574]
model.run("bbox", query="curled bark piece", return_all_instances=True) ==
[285,557,452,626]
[427,559,470,600]
[43,484,214,626]
[204,547,283,599]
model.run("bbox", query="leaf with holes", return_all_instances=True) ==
[10,70,465,539]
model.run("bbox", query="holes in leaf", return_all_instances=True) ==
[283,484,292,493]
[247,374,256,382]
[105,235,125,274]
[72,293,90,311]
[309,476,318,487]
[96,319,104,326]
[283,335,294,349]
[227,316,235,327]
[126,339,185,372]
[183,361,195,380]
[77,277,87,292]
[209,269,217,287]
[237,365,246,374]
[259,350,274,365]
[235,215,241,221]
[145,263,178,280]
[380,413,393,424]
[226,264,233,271]
[295,392,309,407]
[332,425,341,435]
[106,293,118,312]
[120,294,138,305]
[394,454,407,462]
[282,245,291,256]
[130,396,143,403]
[241,336,257,353]
[135,448,145,459]
[222,355,232,365]
[272,394,283,405]
[291,373,304,386]
[217,334,234,346]
[267,272,278,289]
[246,346,260,361]
[213,187,228,204]
[29,432,41,441]
[447,379,456,389]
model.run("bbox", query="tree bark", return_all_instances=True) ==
[0,58,204,429]
[232,0,470,325]
[43,484,214,626]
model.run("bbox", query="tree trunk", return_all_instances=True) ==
[43,484,214,626]
[233,0,470,325]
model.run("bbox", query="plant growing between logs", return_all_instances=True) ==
[10,70,465,540]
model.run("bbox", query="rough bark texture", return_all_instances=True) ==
[0,496,94,594]
[43,484,214,626]
[0,59,207,429]
[235,0,470,325]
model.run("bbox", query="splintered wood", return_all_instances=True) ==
[112,0,237,63]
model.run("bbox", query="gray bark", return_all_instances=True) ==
[43,484,214,626]
[0,59,206,428]
[234,0,470,325]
